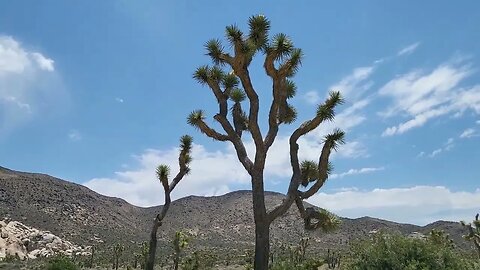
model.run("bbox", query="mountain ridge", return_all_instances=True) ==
[0,166,472,255]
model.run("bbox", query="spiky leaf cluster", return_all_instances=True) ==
[300,160,319,187]
[229,88,246,103]
[225,24,243,44]
[222,73,239,90]
[282,103,297,124]
[316,209,340,233]
[317,91,344,121]
[285,79,297,99]
[193,65,225,85]
[179,135,193,174]
[156,165,170,189]
[269,33,294,61]
[324,128,346,151]
[247,15,270,50]
[205,39,225,65]
[187,110,205,128]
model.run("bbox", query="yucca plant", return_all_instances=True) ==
[189,15,345,269]
[145,135,193,270]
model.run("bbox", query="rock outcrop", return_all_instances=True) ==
[0,219,91,260]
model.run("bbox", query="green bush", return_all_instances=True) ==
[45,256,78,270]
[345,231,476,270]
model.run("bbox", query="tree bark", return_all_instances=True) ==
[251,173,270,270]
[145,220,161,270]
[254,222,270,270]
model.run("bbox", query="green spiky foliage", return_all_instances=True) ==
[156,165,170,191]
[317,91,344,122]
[324,128,346,151]
[461,213,480,257]
[300,161,318,187]
[189,15,346,270]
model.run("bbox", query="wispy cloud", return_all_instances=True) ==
[420,137,455,158]
[329,66,374,101]
[330,167,384,179]
[307,186,480,225]
[115,97,124,103]
[68,130,82,142]
[380,58,480,136]
[460,128,476,139]
[397,42,420,56]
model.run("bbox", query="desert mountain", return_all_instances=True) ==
[0,166,471,256]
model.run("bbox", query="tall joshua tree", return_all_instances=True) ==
[188,15,345,269]
[145,135,193,270]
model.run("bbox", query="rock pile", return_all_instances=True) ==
[0,219,91,260]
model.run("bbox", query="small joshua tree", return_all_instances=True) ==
[145,135,193,270]
[326,249,341,269]
[173,230,189,270]
[461,213,480,258]
[112,243,124,270]
[188,15,344,269]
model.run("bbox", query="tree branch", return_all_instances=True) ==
[214,114,254,173]
[195,119,229,141]
[236,70,264,153]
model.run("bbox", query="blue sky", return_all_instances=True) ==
[1,1,479,225]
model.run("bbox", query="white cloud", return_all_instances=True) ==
[329,66,374,101]
[115,97,124,103]
[307,186,480,225]
[460,128,476,139]
[84,143,250,207]
[330,167,384,179]
[302,91,320,105]
[68,130,82,141]
[0,35,64,136]
[397,42,420,56]
[380,59,480,136]
[31,52,54,71]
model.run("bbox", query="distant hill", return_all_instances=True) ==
[0,166,473,256]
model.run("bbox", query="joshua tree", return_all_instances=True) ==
[326,249,341,269]
[145,135,193,270]
[172,230,189,270]
[461,213,480,257]
[188,15,344,269]
[112,243,124,270]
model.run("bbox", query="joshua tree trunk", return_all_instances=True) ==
[254,221,270,269]
[251,174,270,269]
[146,221,161,270]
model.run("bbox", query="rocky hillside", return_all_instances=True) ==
[0,166,473,256]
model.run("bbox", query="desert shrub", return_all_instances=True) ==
[344,231,476,270]
[270,258,323,270]
[45,256,78,270]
